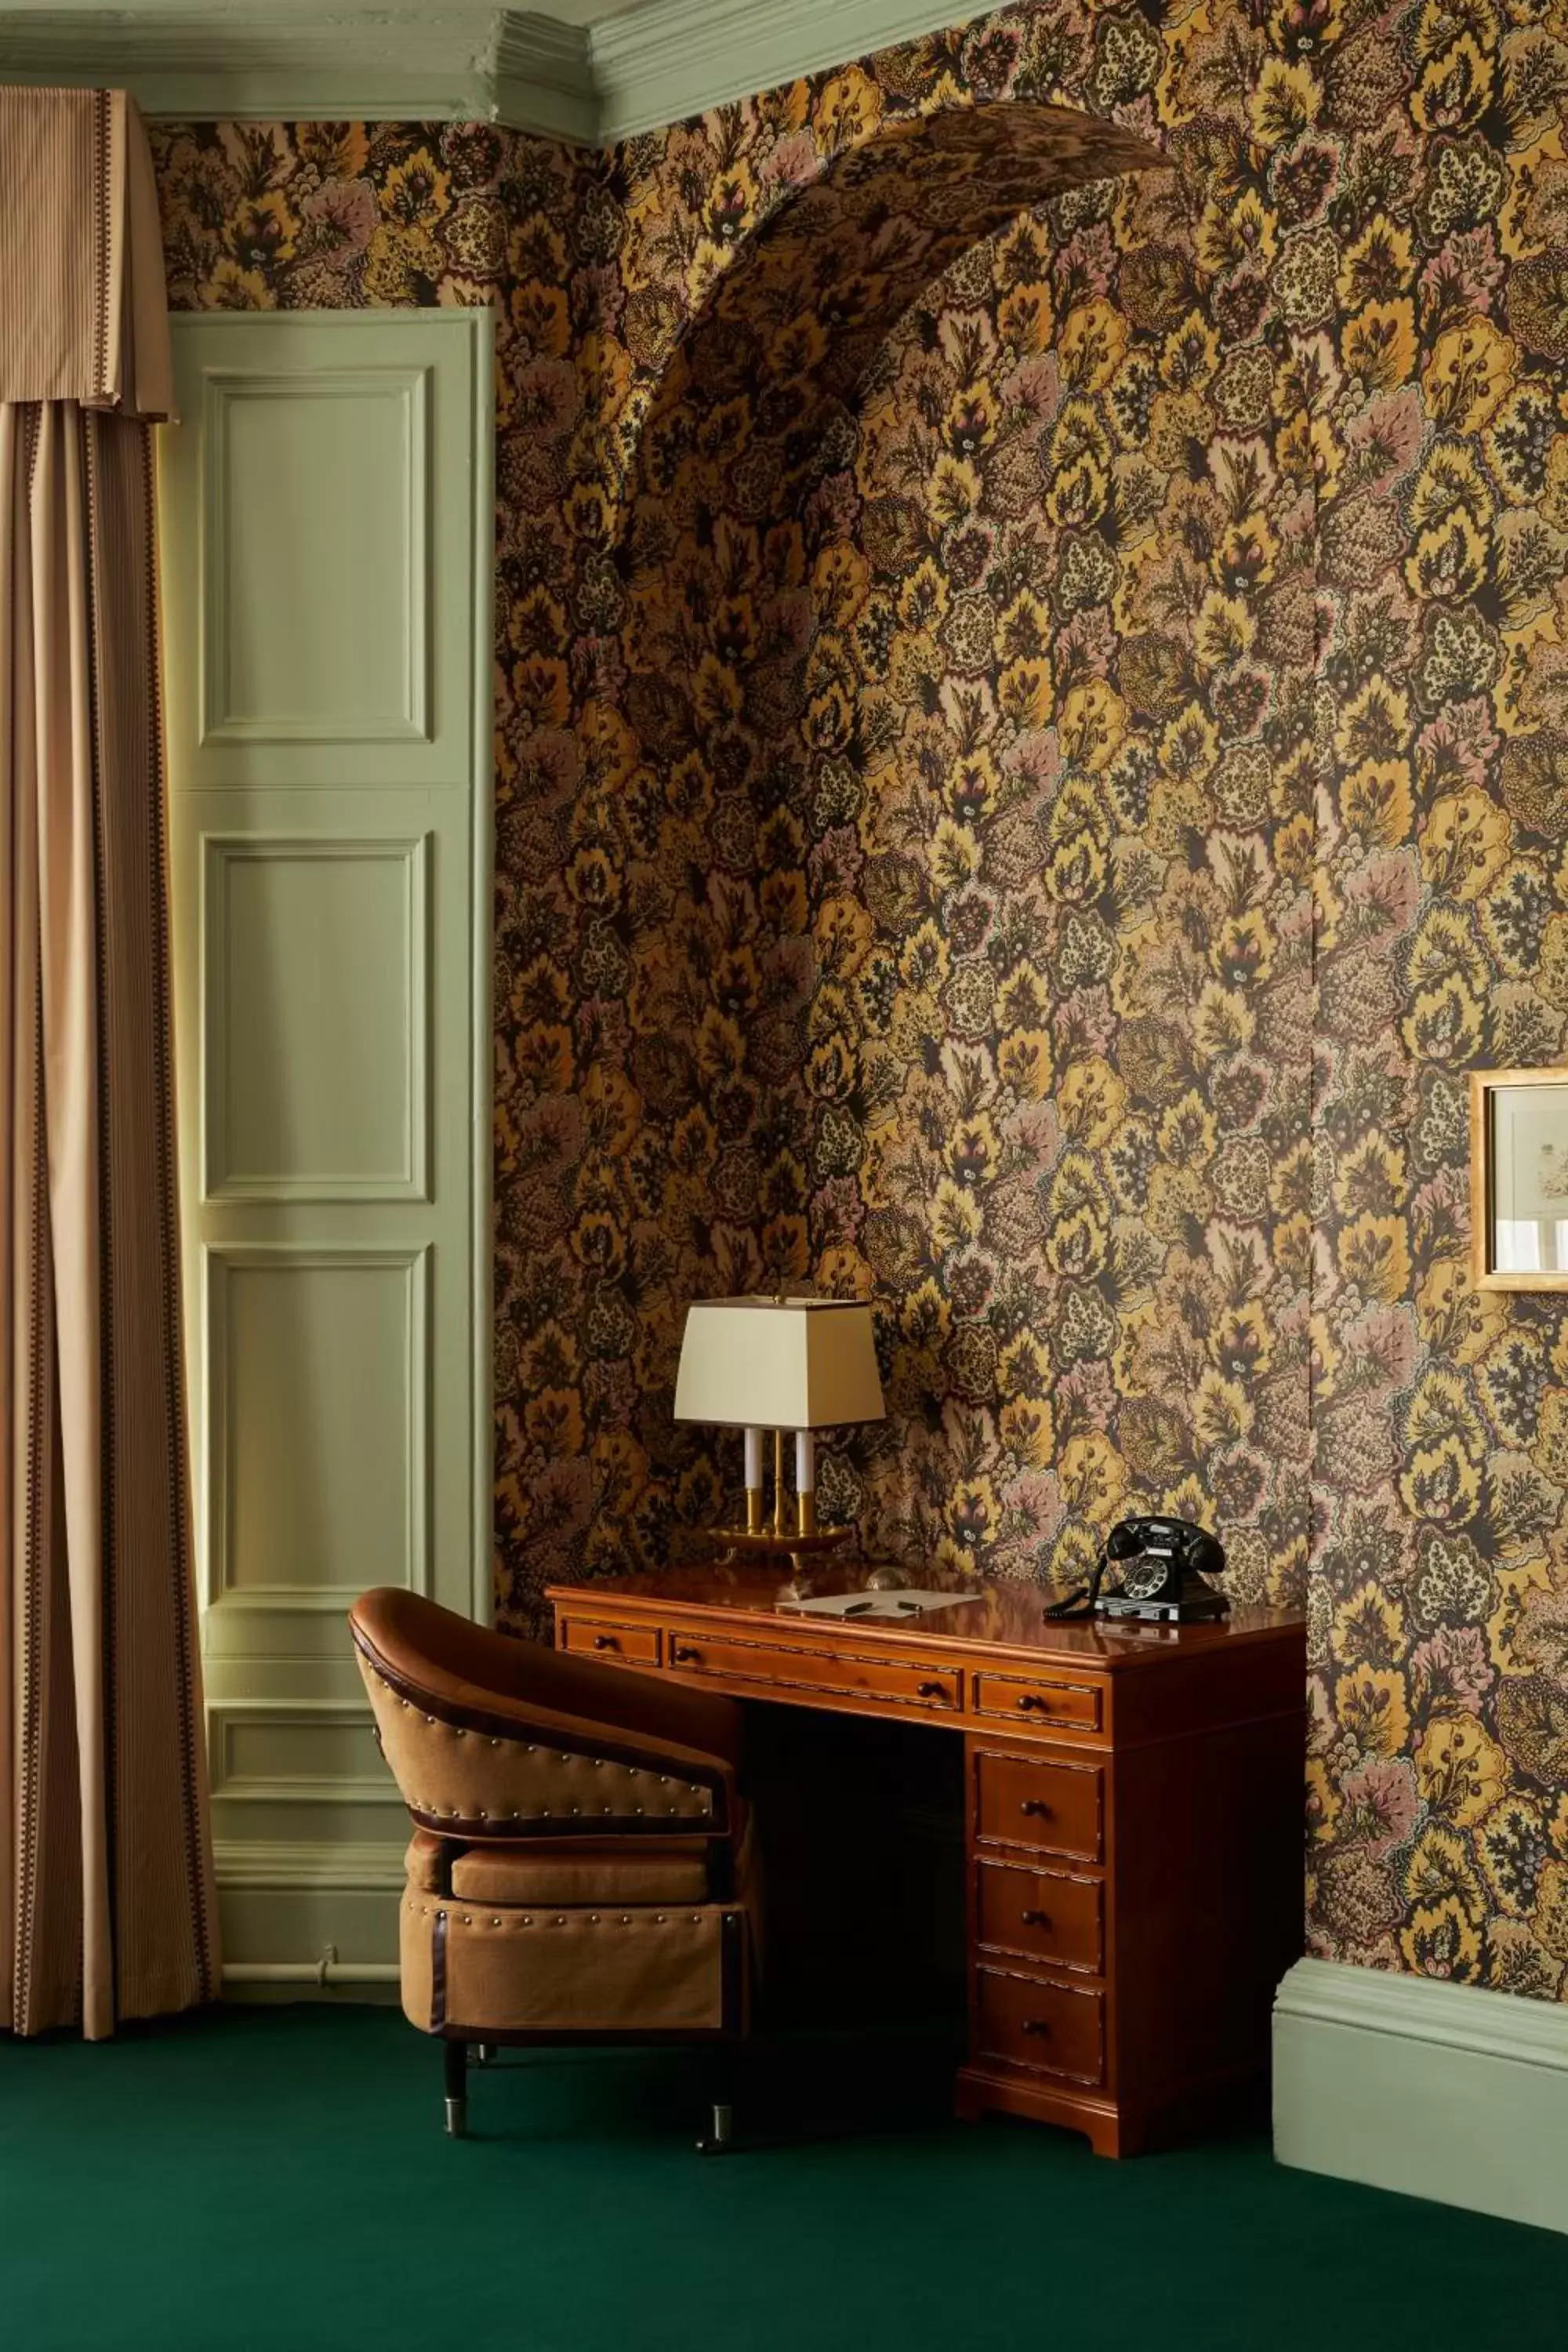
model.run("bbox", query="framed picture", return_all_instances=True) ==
[1471,1068,1568,1291]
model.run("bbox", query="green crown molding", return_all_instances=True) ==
[0,8,596,143]
[589,0,983,142]
[495,13,597,144]
[0,0,989,144]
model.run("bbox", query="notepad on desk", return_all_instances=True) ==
[778,1588,983,1621]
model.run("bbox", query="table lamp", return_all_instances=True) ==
[673,1296,885,1591]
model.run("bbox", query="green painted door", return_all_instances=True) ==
[159,311,492,1987]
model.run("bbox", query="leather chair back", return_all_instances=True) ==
[350,1587,742,1841]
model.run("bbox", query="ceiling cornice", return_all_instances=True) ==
[0,10,593,143]
[589,0,982,143]
[0,0,991,145]
[493,13,597,145]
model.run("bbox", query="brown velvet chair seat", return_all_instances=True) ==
[352,1587,757,2145]
[448,1841,712,1905]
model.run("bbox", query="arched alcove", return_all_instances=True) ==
[605,104,1170,939]
[593,88,1316,1601]
[615,101,1170,826]
[627,104,1167,501]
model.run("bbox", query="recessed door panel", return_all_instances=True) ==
[210,1704,406,1806]
[203,835,429,1203]
[162,313,477,791]
[202,366,429,743]
[207,1245,428,1602]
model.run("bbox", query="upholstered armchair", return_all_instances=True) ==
[349,1588,758,2146]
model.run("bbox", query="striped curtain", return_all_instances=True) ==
[0,89,217,2037]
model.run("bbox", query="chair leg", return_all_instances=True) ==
[696,2044,739,2155]
[475,2045,497,2067]
[444,2038,468,2139]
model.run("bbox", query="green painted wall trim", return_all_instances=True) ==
[0,2,987,144]
[1274,1959,1568,2238]
[590,0,983,140]
[0,9,597,143]
[162,310,494,1983]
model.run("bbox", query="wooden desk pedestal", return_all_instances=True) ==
[547,1566,1306,2157]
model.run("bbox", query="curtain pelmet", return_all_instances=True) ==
[0,89,172,421]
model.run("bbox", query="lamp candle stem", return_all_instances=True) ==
[743,1428,764,1534]
[796,1429,816,1538]
[773,1428,785,1540]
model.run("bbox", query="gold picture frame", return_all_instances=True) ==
[1470,1067,1568,1292]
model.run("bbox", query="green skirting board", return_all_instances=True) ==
[2,2005,1566,2352]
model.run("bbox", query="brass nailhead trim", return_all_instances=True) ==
[373,1665,713,1814]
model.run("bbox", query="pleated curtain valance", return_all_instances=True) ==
[0,86,172,420]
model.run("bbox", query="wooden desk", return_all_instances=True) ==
[546,1563,1306,2157]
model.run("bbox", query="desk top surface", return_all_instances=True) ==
[547,1559,1305,1675]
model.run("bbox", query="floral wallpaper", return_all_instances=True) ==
[153,118,528,310]
[150,0,1568,2005]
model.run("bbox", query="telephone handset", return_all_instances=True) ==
[1045,1515,1229,1625]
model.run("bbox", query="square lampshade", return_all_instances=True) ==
[673,1298,885,1431]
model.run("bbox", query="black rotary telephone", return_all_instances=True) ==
[1045,1515,1229,1625]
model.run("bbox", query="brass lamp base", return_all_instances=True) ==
[712,1526,851,1559]
[706,1523,851,1603]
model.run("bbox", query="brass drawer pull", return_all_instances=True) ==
[1021,1908,1051,1929]
[916,1682,948,1700]
[1018,1693,1053,1711]
[1021,2019,1051,2038]
[1021,1799,1054,1819]
[670,1642,699,1664]
[591,1635,618,1652]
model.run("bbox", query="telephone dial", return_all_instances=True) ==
[1045,1515,1229,1625]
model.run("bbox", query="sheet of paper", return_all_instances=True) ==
[779,1588,983,1621]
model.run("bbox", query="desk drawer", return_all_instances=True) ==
[559,1617,661,1668]
[664,1628,961,1716]
[976,1860,1103,1975]
[972,1672,1101,1737]
[975,1750,1103,1862]
[975,1966,1105,2086]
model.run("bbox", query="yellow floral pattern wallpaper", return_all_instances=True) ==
[150,0,1568,2002]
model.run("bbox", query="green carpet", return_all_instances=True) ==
[2,2005,1564,2351]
